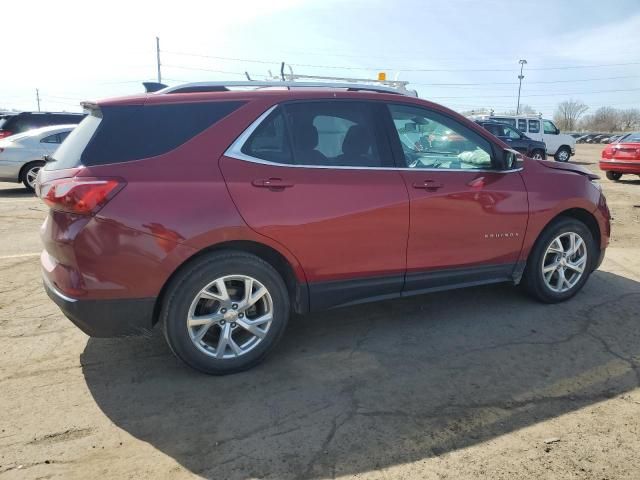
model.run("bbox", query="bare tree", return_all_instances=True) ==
[554,99,589,131]
[504,104,536,115]
[618,108,640,130]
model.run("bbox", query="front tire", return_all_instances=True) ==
[522,218,596,303]
[531,149,545,160]
[554,147,571,162]
[21,161,45,192]
[161,251,290,375]
[606,171,622,181]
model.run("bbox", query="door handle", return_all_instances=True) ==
[412,180,443,190]
[252,178,294,190]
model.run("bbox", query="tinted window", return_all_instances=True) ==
[389,104,493,170]
[543,120,557,134]
[621,132,640,143]
[528,119,540,133]
[483,123,505,137]
[41,133,60,144]
[241,108,293,164]
[2,113,84,134]
[517,119,527,131]
[284,102,384,167]
[78,101,244,166]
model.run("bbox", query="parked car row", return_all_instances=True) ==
[577,133,625,144]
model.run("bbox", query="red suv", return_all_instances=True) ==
[37,82,611,374]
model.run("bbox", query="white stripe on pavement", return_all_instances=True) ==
[0,252,40,260]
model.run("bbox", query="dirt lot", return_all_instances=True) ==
[1,144,639,480]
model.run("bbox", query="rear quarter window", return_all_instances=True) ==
[47,101,244,169]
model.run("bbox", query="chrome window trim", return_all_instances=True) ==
[224,104,524,174]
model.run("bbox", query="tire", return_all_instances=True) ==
[21,161,45,192]
[161,251,290,375]
[531,149,545,160]
[521,217,597,303]
[606,171,622,181]
[554,147,571,162]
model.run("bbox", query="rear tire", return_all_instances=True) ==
[554,147,571,162]
[522,218,596,303]
[606,171,622,181]
[161,251,290,375]
[21,161,45,192]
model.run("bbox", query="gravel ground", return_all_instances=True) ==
[0,144,639,479]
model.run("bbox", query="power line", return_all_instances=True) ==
[162,50,640,72]
[429,87,640,100]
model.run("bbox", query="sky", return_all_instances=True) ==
[2,0,640,118]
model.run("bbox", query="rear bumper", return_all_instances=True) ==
[599,160,640,174]
[43,274,156,337]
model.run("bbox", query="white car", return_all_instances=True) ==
[0,125,76,191]
[467,114,576,162]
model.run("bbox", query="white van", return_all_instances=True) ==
[468,114,575,162]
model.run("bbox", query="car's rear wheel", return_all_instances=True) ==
[531,149,545,160]
[554,147,571,162]
[162,251,290,375]
[21,161,45,192]
[522,218,596,303]
[606,171,622,181]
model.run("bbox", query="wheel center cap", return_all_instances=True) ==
[224,310,238,321]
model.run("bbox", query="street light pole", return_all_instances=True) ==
[516,59,527,115]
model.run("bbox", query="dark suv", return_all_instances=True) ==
[476,120,547,159]
[37,82,611,374]
[0,111,85,139]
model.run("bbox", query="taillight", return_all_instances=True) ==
[40,177,125,215]
[0,131,13,139]
[601,146,613,159]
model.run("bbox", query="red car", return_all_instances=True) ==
[37,82,611,375]
[600,132,640,181]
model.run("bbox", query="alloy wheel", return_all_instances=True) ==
[187,275,273,359]
[26,165,41,189]
[541,232,588,293]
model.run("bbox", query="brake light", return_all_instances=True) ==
[601,146,613,159]
[40,177,125,215]
[0,131,13,139]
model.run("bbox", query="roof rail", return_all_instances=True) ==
[157,81,415,96]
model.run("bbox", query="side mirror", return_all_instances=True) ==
[501,149,520,170]
[555,127,560,135]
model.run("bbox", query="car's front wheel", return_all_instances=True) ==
[606,171,622,181]
[522,218,596,303]
[554,147,571,162]
[531,149,545,160]
[162,251,290,375]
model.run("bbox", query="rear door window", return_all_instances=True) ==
[528,119,540,133]
[283,101,386,167]
[517,119,527,131]
[483,123,505,137]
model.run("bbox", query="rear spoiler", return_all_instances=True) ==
[143,82,168,93]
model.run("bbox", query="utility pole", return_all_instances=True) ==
[36,88,41,112]
[156,36,162,83]
[516,59,527,115]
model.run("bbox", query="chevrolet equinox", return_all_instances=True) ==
[37,82,611,374]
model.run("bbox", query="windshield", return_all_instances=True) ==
[620,132,640,143]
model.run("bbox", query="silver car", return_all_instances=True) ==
[0,124,76,191]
